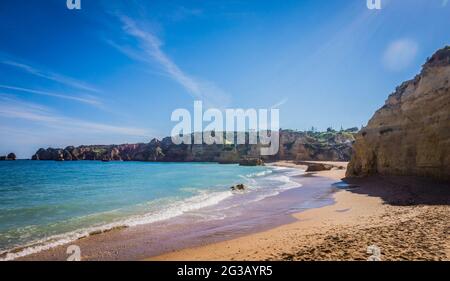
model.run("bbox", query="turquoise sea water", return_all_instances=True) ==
[0,160,300,259]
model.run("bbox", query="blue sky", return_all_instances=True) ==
[0,0,449,158]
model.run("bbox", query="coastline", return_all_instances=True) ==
[150,161,450,261]
[8,161,449,261]
[13,162,338,261]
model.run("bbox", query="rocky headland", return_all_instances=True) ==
[31,128,357,164]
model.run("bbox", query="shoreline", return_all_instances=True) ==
[149,161,450,261]
[7,161,449,261]
[14,162,338,261]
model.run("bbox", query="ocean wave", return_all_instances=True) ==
[211,169,304,212]
[124,190,233,227]
[245,169,273,178]
[0,166,302,261]
[0,190,233,261]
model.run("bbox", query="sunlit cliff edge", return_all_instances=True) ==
[347,46,450,181]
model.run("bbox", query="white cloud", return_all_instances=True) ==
[1,60,102,93]
[271,98,288,109]
[0,96,149,137]
[0,84,103,107]
[115,16,230,107]
[382,39,419,71]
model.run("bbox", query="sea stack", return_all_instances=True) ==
[347,46,450,181]
[0,153,16,161]
[7,153,16,160]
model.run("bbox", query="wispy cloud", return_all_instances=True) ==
[105,39,152,64]
[271,98,288,109]
[382,39,419,71]
[119,16,200,95]
[113,16,230,107]
[0,96,149,137]
[1,60,102,93]
[0,84,103,107]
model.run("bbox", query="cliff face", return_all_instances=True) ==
[347,47,450,181]
[277,129,356,161]
[32,129,356,163]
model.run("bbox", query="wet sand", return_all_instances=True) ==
[151,161,450,261]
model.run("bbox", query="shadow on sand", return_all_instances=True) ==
[340,176,450,206]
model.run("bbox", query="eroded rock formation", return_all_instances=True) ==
[347,46,450,181]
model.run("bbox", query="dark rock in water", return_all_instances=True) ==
[1,153,17,160]
[7,153,16,160]
[231,184,246,191]
[239,158,264,166]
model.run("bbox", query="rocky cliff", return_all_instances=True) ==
[347,46,450,181]
[32,129,356,163]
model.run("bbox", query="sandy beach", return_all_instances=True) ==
[150,161,450,261]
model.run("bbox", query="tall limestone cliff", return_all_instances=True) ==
[347,46,450,181]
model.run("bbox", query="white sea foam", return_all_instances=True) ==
[246,169,273,178]
[253,175,302,201]
[124,190,233,227]
[0,190,233,261]
[214,168,304,211]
